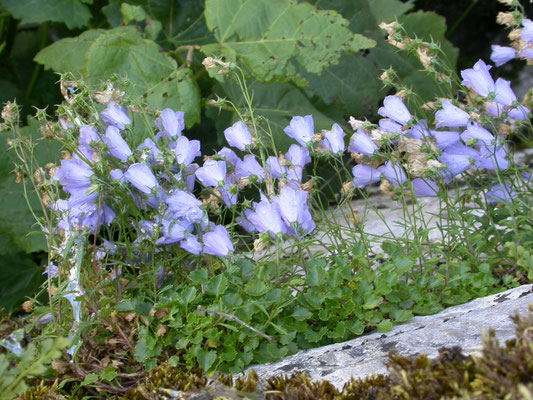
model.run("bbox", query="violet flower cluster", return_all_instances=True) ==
[491,18,533,66]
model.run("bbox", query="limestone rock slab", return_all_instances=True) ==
[246,284,533,389]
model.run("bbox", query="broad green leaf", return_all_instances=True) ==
[0,252,42,311]
[306,262,327,287]
[34,29,105,74]
[376,319,393,333]
[85,27,176,96]
[292,306,312,321]
[204,0,375,82]
[206,274,228,297]
[144,68,201,128]
[121,3,147,24]
[189,269,209,284]
[362,294,383,310]
[197,349,217,372]
[0,118,61,254]
[244,278,268,297]
[368,0,414,24]
[0,0,92,29]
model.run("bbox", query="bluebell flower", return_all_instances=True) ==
[248,199,286,237]
[378,96,412,125]
[219,181,238,207]
[184,164,199,192]
[79,125,101,147]
[352,164,380,188]
[518,46,533,61]
[461,60,495,97]
[487,183,516,205]
[174,135,201,167]
[165,190,203,223]
[444,142,480,159]
[321,123,346,155]
[435,101,470,128]
[56,158,93,194]
[276,186,315,236]
[508,104,530,120]
[110,169,124,183]
[203,225,234,257]
[266,156,286,179]
[286,144,311,167]
[236,209,256,233]
[137,138,162,164]
[235,155,265,182]
[379,118,403,134]
[461,123,494,147]
[495,78,517,106]
[157,219,187,245]
[377,161,407,185]
[224,121,253,151]
[476,144,509,171]
[490,45,516,66]
[156,108,185,139]
[409,120,431,139]
[348,128,378,155]
[101,102,131,130]
[105,126,132,162]
[284,115,314,146]
[196,160,227,187]
[439,152,472,177]
[217,147,240,166]
[431,130,461,150]
[521,18,533,43]
[43,263,59,278]
[412,178,438,197]
[124,163,158,194]
[180,235,203,255]
[67,187,99,207]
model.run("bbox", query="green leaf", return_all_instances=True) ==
[182,287,197,304]
[121,3,147,24]
[81,373,99,386]
[34,29,105,74]
[362,294,383,310]
[244,278,268,297]
[204,0,375,82]
[368,0,414,23]
[346,319,365,335]
[144,68,201,128]
[197,349,217,372]
[206,274,228,297]
[304,326,328,343]
[0,0,92,29]
[376,319,393,333]
[292,306,312,321]
[85,27,176,96]
[100,366,118,382]
[306,260,327,287]
[390,308,413,323]
[0,252,42,312]
[0,118,61,254]
[189,269,209,284]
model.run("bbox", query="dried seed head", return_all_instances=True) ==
[156,326,167,337]
[40,122,55,139]
[350,210,361,226]
[253,239,266,254]
[61,150,72,160]
[380,179,395,197]
[341,181,355,196]
[1,101,19,123]
[34,167,45,184]
[348,117,365,131]
[301,179,314,192]
[497,11,520,27]
[22,300,34,313]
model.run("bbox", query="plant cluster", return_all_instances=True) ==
[0,1,532,397]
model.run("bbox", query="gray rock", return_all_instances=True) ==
[246,284,533,389]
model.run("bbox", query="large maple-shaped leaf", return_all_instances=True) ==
[203,0,375,83]
[0,0,92,29]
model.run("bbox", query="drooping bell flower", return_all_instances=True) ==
[174,135,201,167]
[156,218,187,245]
[275,186,315,236]
[487,183,516,205]
[352,164,380,189]
[247,199,286,237]
[235,155,265,182]
[165,190,203,223]
[202,225,234,257]
[284,115,314,146]
[155,108,185,139]
[101,102,131,130]
[435,101,470,128]
[137,138,162,164]
[461,123,495,147]
[430,130,461,150]
[224,121,253,151]
[321,123,346,155]
[490,45,516,67]
[180,235,203,255]
[105,125,132,162]
[348,127,378,156]
[412,178,438,197]
[286,144,311,167]
[377,96,412,126]
[195,159,227,187]
[377,161,407,185]
[124,163,158,194]
[461,59,495,98]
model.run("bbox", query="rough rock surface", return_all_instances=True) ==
[246,284,533,389]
